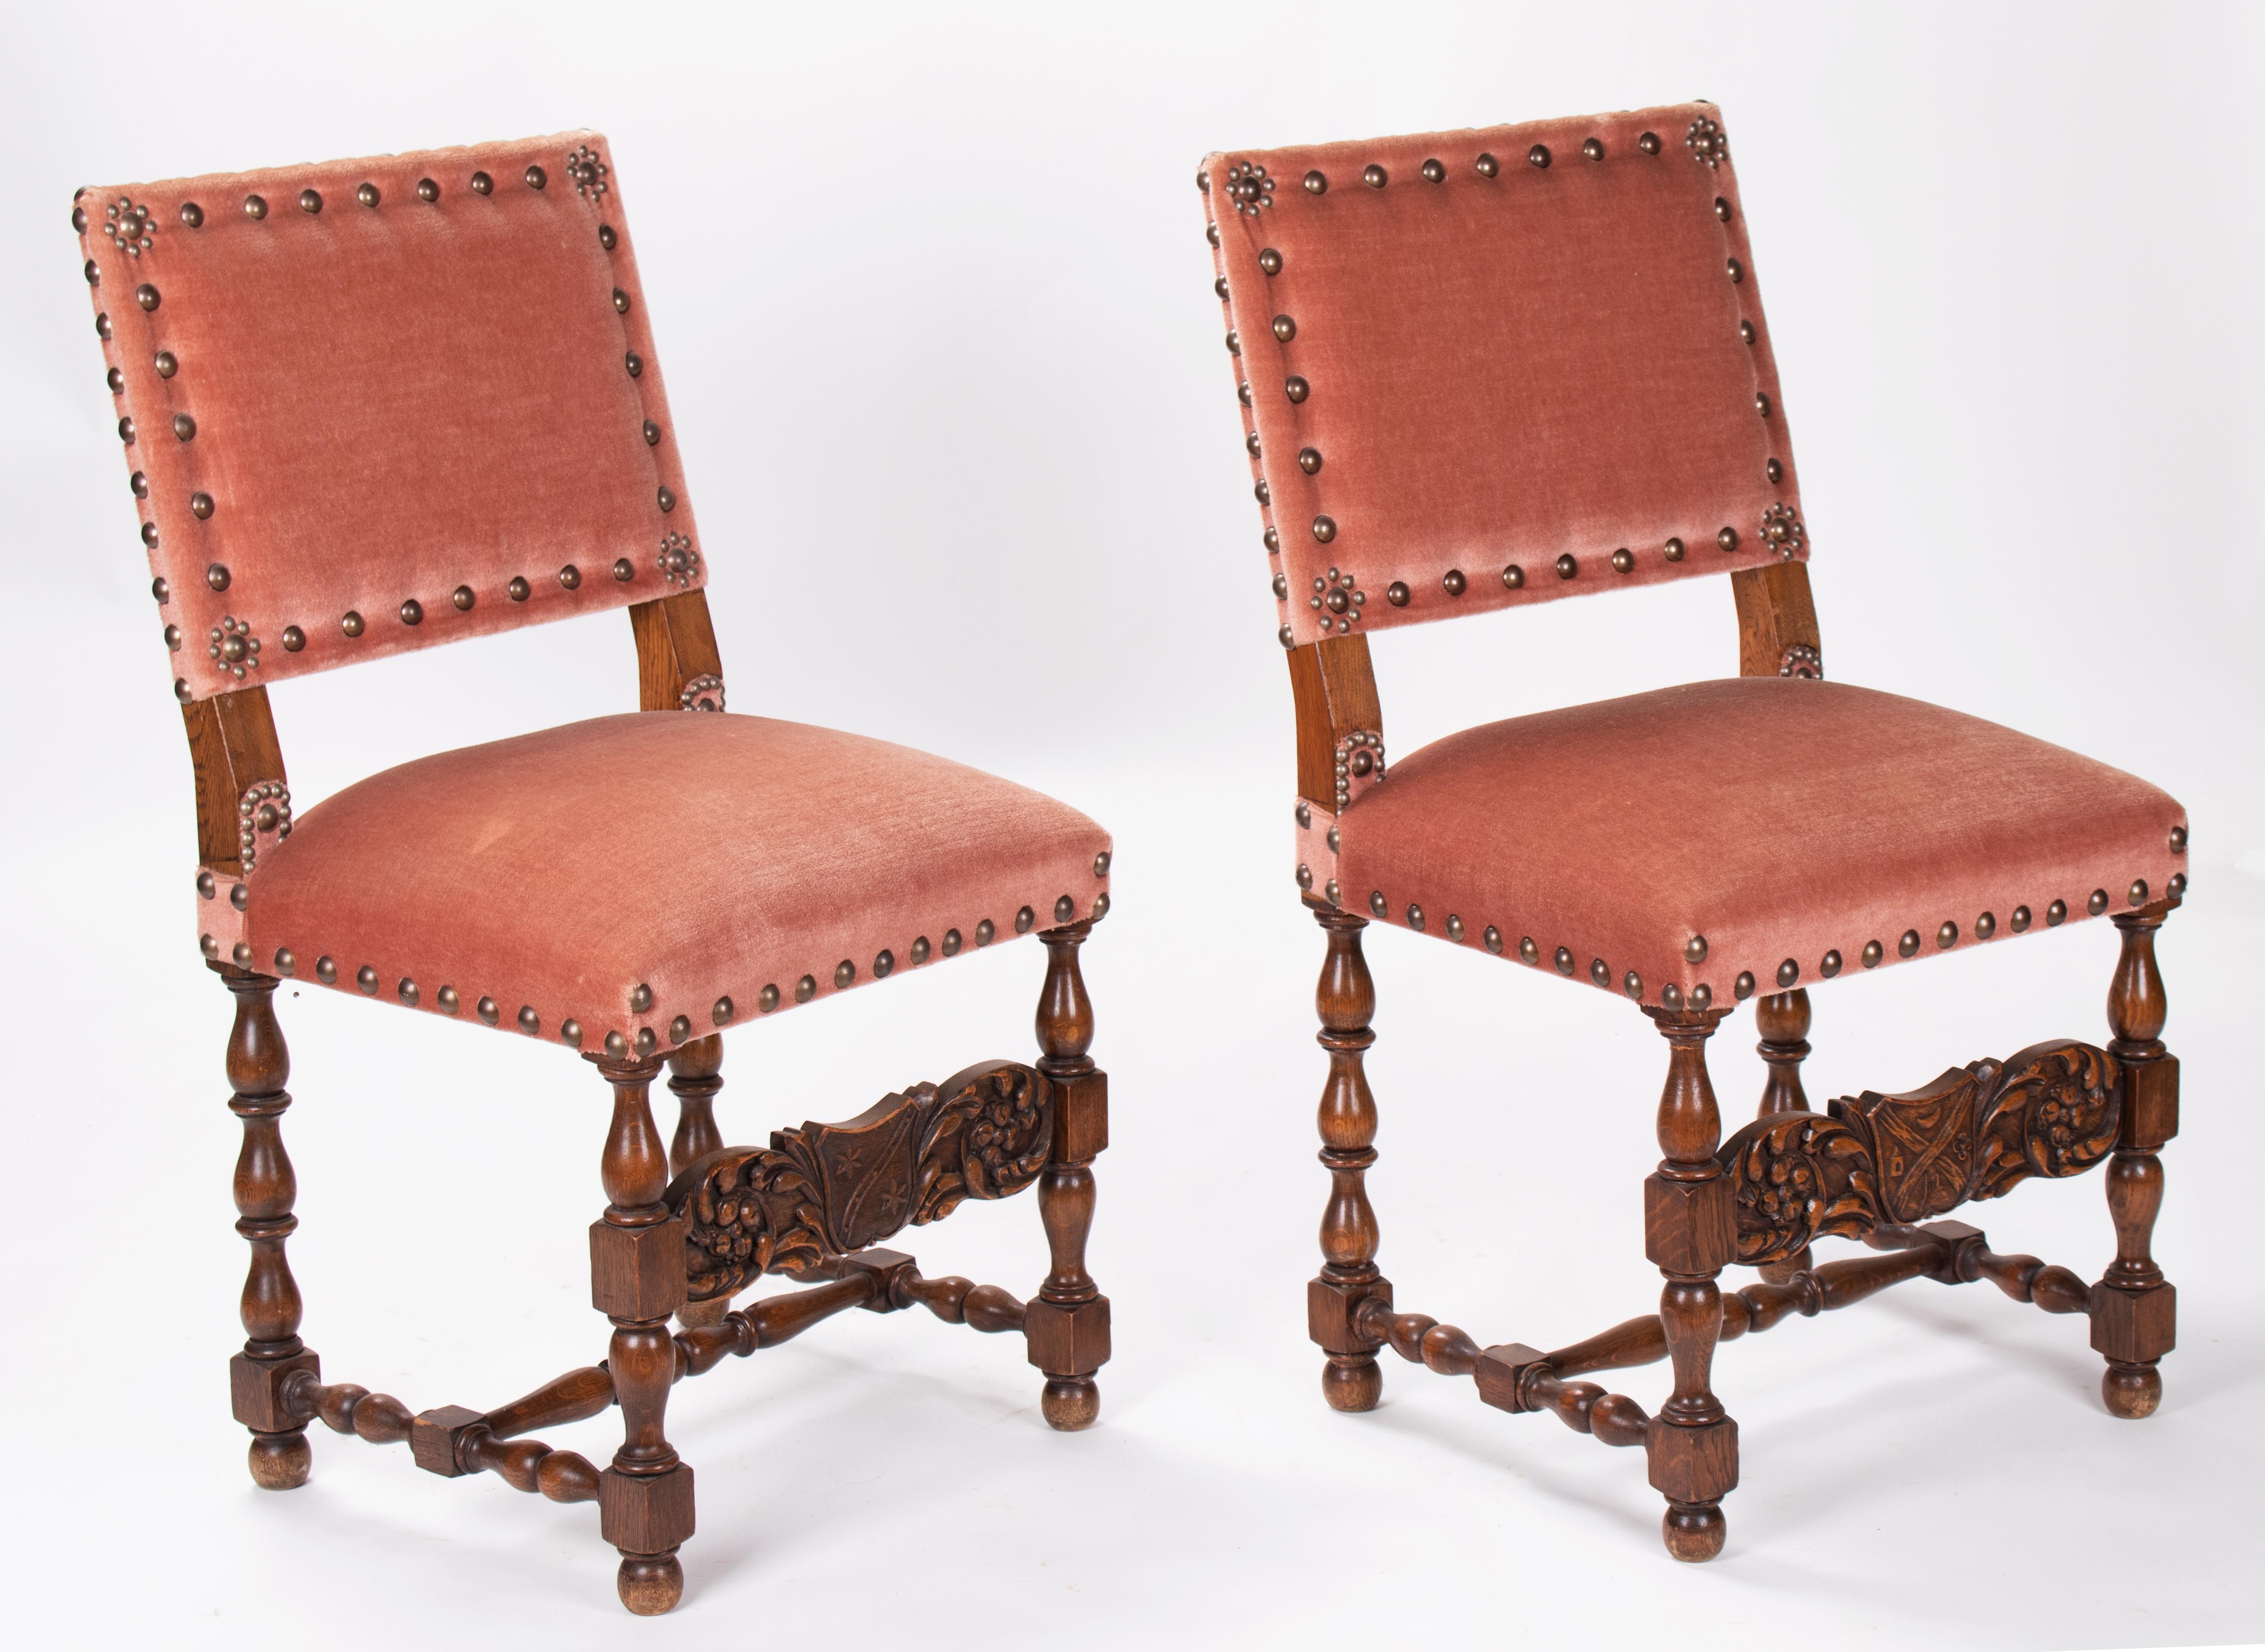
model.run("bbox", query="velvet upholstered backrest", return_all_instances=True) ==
[1201,103,1807,650]
[75,131,703,704]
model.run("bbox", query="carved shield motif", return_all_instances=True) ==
[1834,1068,1986,1224]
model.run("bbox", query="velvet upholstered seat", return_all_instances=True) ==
[215,713,1110,1057]
[78,132,1115,1617]
[1199,103,2192,1565]
[1313,678,2185,1007]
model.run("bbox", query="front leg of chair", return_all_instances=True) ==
[1307,899,1389,1412]
[2095,902,2179,1418]
[665,1035,731,1329]
[218,964,320,1491]
[1753,988,1813,1282]
[1644,1006,1738,1561]
[1027,920,1111,1430]
[588,1053,693,1614]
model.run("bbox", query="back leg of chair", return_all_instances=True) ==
[665,1035,729,1329]
[1644,1006,1738,1561]
[1753,988,1813,1282]
[2095,902,2179,1418]
[1306,900,1389,1412]
[1027,920,1111,1430]
[219,964,320,1491]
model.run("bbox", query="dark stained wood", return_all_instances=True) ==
[1753,988,1814,1280]
[628,590,724,712]
[1730,560,1821,679]
[182,687,286,876]
[1305,898,1389,1412]
[665,1035,730,1329]
[2096,903,2179,1418]
[1027,922,1111,1430]
[1287,634,1383,806]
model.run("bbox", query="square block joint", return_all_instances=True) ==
[230,1349,319,1433]
[412,1404,483,1477]
[1645,1173,1736,1275]
[1307,1275,1390,1356]
[600,1462,696,1554]
[2119,1055,2179,1152]
[835,1246,917,1313]
[1475,1343,1548,1414]
[1647,1416,1740,1503]
[2090,1280,2175,1363]
[1025,1294,1111,1377]
[589,1215,689,1321]
[1046,1070,1109,1164]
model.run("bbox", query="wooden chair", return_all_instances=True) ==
[1197,104,2187,1561]
[73,132,1112,1615]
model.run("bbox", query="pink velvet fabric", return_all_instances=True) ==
[1201,104,1800,647]
[76,132,696,702]
[1320,679,2186,1006]
[214,713,1112,1052]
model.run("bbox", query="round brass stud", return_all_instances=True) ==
[135,475,151,502]
[1362,164,1387,188]
[1584,138,1606,161]
[1215,276,1230,300]
[910,934,934,967]
[1407,904,1426,932]
[190,490,213,519]
[1554,554,1577,580]
[174,413,198,442]
[180,201,204,227]
[636,1027,656,1057]
[141,521,158,547]
[1611,547,1634,574]
[243,194,268,220]
[1016,905,1036,934]
[1936,921,1958,949]
[2047,899,2067,926]
[658,486,676,511]
[643,418,661,446]
[98,313,113,341]
[604,1030,627,1057]
[627,352,643,376]
[1766,457,1782,483]
[470,171,494,195]
[1475,153,1499,177]
[477,995,500,1024]
[752,983,777,1014]
[1976,911,1997,940]
[298,189,322,215]
[316,956,338,984]
[1326,826,1340,853]
[943,929,964,957]
[2169,824,2187,853]
[1278,625,1294,648]
[206,563,230,591]
[976,919,997,945]
[1272,314,1296,342]
[1742,320,1757,345]
[274,948,297,976]
[1273,573,1289,599]
[1443,569,1466,596]
[72,201,86,233]
[452,585,475,612]
[561,1020,582,1047]
[1684,935,1708,964]
[613,558,634,582]
[1254,479,1270,505]
[1638,132,1661,155]
[1369,890,1387,918]
[1662,983,1684,1010]
[2168,872,2187,897]
[1776,958,1799,987]
[416,177,439,202]
[508,577,530,602]
[231,942,254,968]
[1312,515,1335,542]
[137,283,164,313]
[356,964,379,995]
[357,182,379,208]
[1420,158,1446,183]
[85,260,101,288]
[669,1014,691,1043]
[165,625,182,651]
[197,870,217,899]
[1553,946,1575,976]
[2124,878,2147,907]
[1246,432,1261,457]
[600,224,617,251]
[1717,527,1738,553]
[795,974,816,1003]
[397,598,421,627]
[397,978,419,1006]
[1899,929,1921,957]
[108,367,125,394]
[2010,906,2032,933]
[1304,170,1328,195]
[1386,581,1410,606]
[1295,801,1311,829]
[437,986,460,1014]
[1238,382,1253,407]
[1298,448,1323,476]
[1264,528,1280,552]
[1260,247,1284,275]
[629,983,654,1012]
[1446,914,1465,942]
[1692,984,1714,1009]
[1734,970,1756,999]
[1502,564,1524,589]
[1726,257,1743,283]
[1588,957,1609,986]
[1484,926,1504,954]
[1756,392,1771,417]
[230,882,249,912]
[559,565,581,590]
[1286,375,1310,403]
[2087,888,2109,916]
[1519,936,1539,964]
[1528,145,1550,169]
[1207,223,1221,248]
[1821,949,1842,978]
[613,288,631,314]
[1623,970,1643,999]
[1055,894,1076,924]
[525,165,547,190]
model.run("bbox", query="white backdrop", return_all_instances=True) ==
[3,3,2260,1648]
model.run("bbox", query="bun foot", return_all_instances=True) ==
[247,1430,311,1490]
[1040,1377,1100,1432]
[1322,1353,1382,1413]
[616,1551,683,1616]
[2102,1361,2163,1419]
[1662,1500,1727,1562]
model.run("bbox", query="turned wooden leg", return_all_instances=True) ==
[588,1053,692,1615]
[216,965,319,1491]
[2094,903,2179,1419]
[1753,988,1813,1283]
[1026,921,1111,1431]
[1644,1007,1738,1561]
[1307,900,1388,1413]
[665,1035,730,1330]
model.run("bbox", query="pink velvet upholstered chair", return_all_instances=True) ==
[74,133,1112,1615]
[1197,104,2188,1561]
